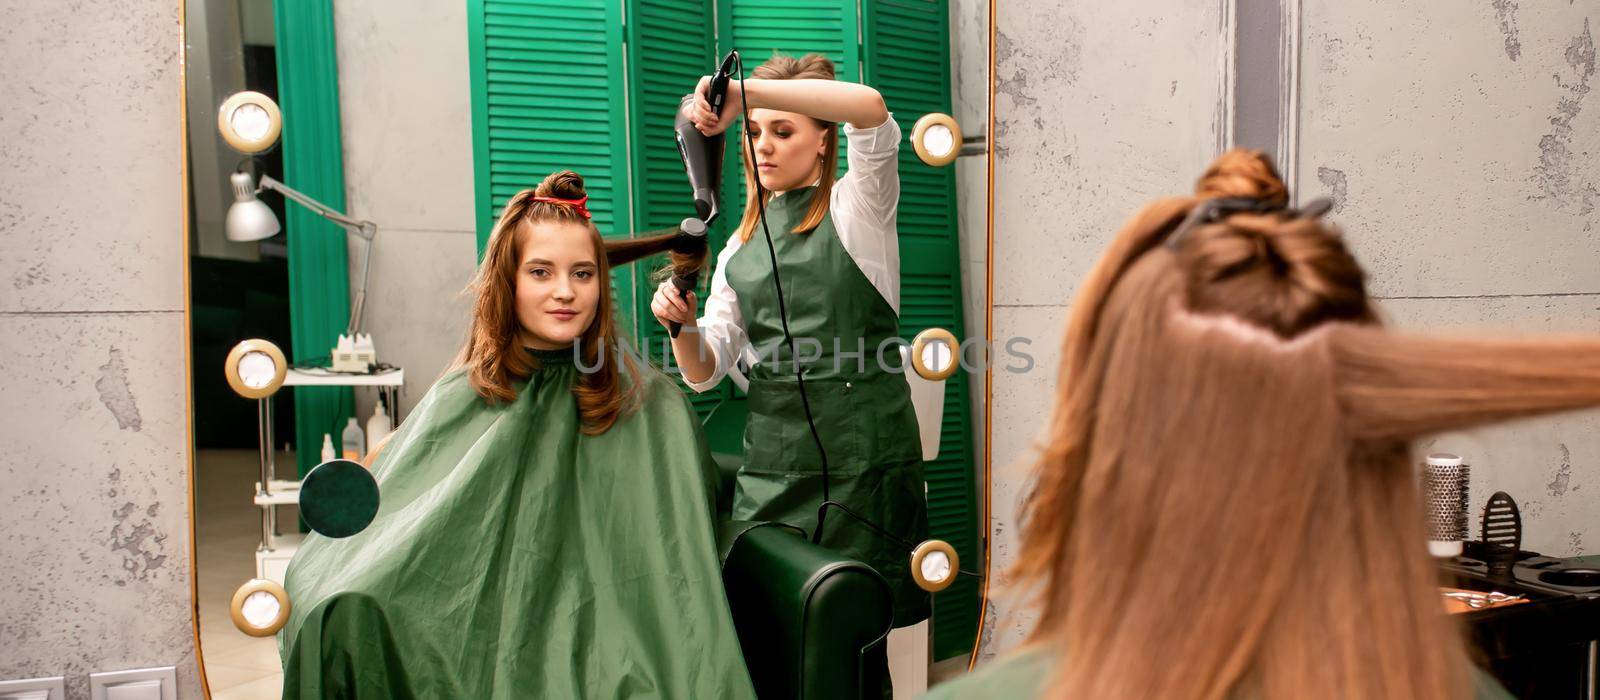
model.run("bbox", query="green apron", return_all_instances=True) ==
[724,186,932,626]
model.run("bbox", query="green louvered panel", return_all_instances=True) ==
[468,0,633,319]
[865,0,976,660]
[625,0,727,423]
[717,0,859,240]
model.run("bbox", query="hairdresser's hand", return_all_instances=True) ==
[690,75,747,136]
[650,280,699,330]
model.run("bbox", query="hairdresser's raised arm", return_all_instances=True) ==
[689,77,889,135]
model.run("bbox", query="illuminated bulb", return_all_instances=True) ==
[237,351,277,389]
[923,123,955,158]
[920,549,952,584]
[240,590,281,629]
[229,103,272,141]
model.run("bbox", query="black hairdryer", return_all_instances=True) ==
[666,217,708,339]
[675,50,735,226]
[667,51,735,338]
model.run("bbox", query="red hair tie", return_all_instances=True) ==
[530,194,592,220]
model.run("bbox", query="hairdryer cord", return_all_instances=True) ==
[732,53,834,545]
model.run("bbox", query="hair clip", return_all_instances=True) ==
[1166,196,1334,249]
[531,194,592,220]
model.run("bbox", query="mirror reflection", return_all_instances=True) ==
[184,2,992,698]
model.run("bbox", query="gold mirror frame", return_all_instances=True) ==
[971,0,998,668]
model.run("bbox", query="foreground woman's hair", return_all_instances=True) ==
[1014,150,1600,699]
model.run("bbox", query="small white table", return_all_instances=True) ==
[253,367,404,582]
[283,367,405,423]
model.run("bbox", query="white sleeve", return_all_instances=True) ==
[682,236,748,393]
[839,114,902,224]
[831,114,903,313]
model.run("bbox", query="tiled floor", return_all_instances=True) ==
[196,449,297,700]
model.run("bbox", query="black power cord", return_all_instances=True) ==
[730,52,835,545]
[728,53,980,582]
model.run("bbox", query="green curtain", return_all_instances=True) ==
[275,0,352,479]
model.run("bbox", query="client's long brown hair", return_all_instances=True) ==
[457,170,662,435]
[1014,150,1600,698]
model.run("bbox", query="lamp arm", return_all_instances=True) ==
[257,174,378,336]
[257,175,376,241]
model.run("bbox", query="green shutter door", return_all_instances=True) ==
[864,0,978,660]
[467,0,633,324]
[624,0,727,421]
[719,0,859,212]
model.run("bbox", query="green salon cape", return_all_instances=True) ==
[278,350,756,699]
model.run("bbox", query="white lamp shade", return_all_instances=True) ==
[226,171,281,242]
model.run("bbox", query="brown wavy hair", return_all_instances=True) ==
[1013,149,1600,698]
[455,170,641,435]
[733,52,840,243]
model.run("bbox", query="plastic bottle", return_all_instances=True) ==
[320,434,336,463]
[341,417,365,461]
[366,397,392,454]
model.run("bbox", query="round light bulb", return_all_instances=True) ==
[920,549,952,584]
[217,91,283,154]
[924,123,955,158]
[240,590,281,629]
[229,578,290,636]
[237,351,278,389]
[229,103,272,141]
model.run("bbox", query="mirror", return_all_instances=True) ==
[183,1,994,696]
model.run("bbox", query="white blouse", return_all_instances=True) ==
[684,114,904,393]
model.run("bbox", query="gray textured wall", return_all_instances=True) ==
[981,0,1228,658]
[978,0,1600,662]
[335,0,478,419]
[1298,1,1600,556]
[0,0,200,697]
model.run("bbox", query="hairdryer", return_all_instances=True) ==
[666,51,735,338]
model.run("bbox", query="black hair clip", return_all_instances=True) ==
[1167,196,1334,249]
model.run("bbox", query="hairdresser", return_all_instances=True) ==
[650,51,930,653]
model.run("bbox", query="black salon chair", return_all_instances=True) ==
[707,401,895,699]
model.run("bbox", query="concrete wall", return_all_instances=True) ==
[981,0,1229,659]
[0,0,200,697]
[978,0,1600,661]
[1298,1,1600,556]
[334,0,478,419]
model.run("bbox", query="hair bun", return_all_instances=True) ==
[1194,150,1288,206]
[535,170,587,200]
